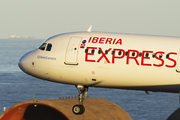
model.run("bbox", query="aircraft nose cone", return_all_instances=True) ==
[18,50,36,74]
[18,55,27,73]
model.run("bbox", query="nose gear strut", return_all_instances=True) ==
[72,85,88,115]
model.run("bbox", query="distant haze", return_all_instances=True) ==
[0,0,180,39]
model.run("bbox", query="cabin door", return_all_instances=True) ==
[65,36,82,65]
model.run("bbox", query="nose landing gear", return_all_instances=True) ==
[72,85,88,115]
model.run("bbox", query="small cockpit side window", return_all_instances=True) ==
[38,43,47,50]
[46,43,52,51]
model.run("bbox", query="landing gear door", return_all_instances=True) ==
[65,36,82,65]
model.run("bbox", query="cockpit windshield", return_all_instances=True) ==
[38,43,47,50]
[38,43,52,51]
[46,43,52,51]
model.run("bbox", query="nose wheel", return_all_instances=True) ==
[72,85,88,115]
[72,105,85,115]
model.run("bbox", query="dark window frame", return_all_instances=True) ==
[46,43,52,51]
[38,43,47,51]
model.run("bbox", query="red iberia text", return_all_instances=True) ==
[88,37,122,45]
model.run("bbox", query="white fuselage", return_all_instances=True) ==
[18,32,180,93]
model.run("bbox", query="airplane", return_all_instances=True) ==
[18,26,180,115]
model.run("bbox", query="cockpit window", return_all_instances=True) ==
[38,43,47,50]
[46,43,52,51]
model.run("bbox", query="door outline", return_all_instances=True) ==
[64,36,82,65]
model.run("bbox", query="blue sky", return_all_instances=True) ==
[0,0,180,39]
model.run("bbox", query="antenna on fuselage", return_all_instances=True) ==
[87,25,92,32]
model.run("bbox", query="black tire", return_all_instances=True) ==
[79,105,85,114]
[72,105,85,115]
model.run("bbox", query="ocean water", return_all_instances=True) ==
[0,39,179,120]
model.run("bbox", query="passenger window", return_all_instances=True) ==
[105,50,108,55]
[125,51,128,56]
[91,49,95,54]
[112,51,115,55]
[38,43,47,50]
[152,53,155,58]
[132,52,135,56]
[166,54,169,59]
[98,50,101,54]
[118,51,122,56]
[46,43,52,51]
[159,54,163,58]
[85,49,88,53]
[145,53,149,57]
[139,52,142,57]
